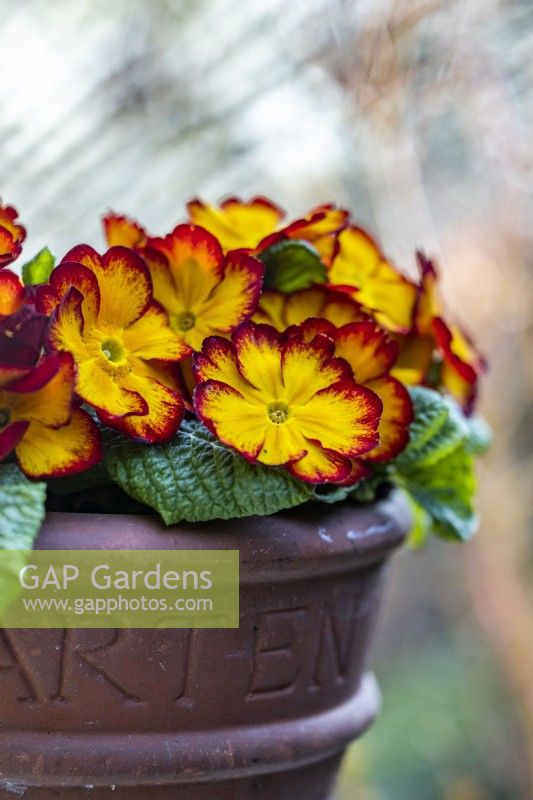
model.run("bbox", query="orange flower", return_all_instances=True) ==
[143,224,264,353]
[187,197,348,263]
[103,212,148,249]
[193,322,382,484]
[0,203,26,268]
[37,245,188,443]
[327,226,418,333]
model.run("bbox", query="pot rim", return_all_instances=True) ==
[36,490,411,583]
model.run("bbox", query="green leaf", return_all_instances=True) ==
[104,419,313,524]
[405,495,432,550]
[259,239,327,293]
[397,386,451,465]
[463,415,492,455]
[400,447,478,541]
[0,463,46,549]
[390,387,484,541]
[22,247,56,285]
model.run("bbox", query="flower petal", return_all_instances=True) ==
[187,196,284,252]
[0,421,29,461]
[194,379,267,461]
[15,409,102,479]
[98,246,152,327]
[76,357,148,418]
[233,322,284,398]
[253,290,287,329]
[196,250,263,334]
[37,262,101,323]
[291,379,382,457]
[0,365,31,387]
[193,336,247,389]
[433,317,484,412]
[121,302,190,361]
[100,365,185,444]
[281,333,352,406]
[61,245,152,328]
[363,375,413,462]
[8,352,75,427]
[256,419,307,467]
[288,440,352,484]
[333,321,399,383]
[0,204,26,267]
[48,287,86,355]
[255,286,363,332]
[274,204,349,265]
[0,307,48,370]
[329,227,417,333]
[0,271,24,316]
[148,224,224,313]
[414,252,440,336]
[103,212,148,248]
[392,334,434,385]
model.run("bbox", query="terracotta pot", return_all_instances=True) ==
[0,490,410,800]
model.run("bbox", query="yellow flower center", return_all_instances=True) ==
[174,311,196,332]
[267,402,289,424]
[101,338,125,363]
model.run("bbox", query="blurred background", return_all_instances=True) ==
[0,0,531,797]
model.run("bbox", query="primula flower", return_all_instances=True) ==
[143,224,264,353]
[290,318,412,482]
[0,314,101,478]
[0,203,26,267]
[37,245,189,443]
[409,253,485,412]
[0,270,27,318]
[103,212,148,249]
[253,286,364,331]
[327,226,417,333]
[193,321,382,484]
[187,197,348,263]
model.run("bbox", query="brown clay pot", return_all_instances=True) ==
[0,490,410,800]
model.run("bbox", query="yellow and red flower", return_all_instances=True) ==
[143,224,264,353]
[0,270,26,318]
[291,318,413,481]
[253,285,365,331]
[103,212,148,249]
[0,315,101,479]
[327,226,418,333]
[37,245,189,443]
[393,253,486,411]
[187,197,348,264]
[0,203,26,268]
[193,321,382,484]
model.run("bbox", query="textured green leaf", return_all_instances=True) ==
[260,239,327,293]
[389,387,486,541]
[0,463,46,549]
[396,386,451,465]
[104,419,313,524]
[463,414,492,455]
[22,247,56,285]
[400,447,478,541]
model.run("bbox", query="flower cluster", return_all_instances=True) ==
[0,197,485,484]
